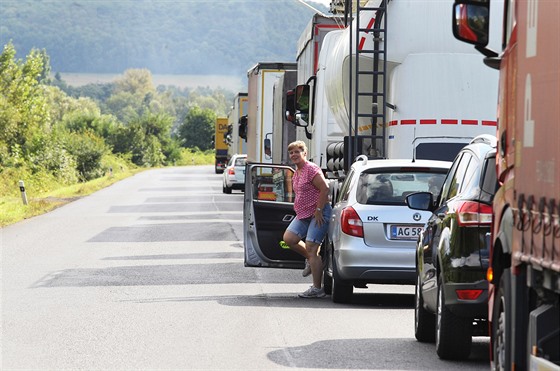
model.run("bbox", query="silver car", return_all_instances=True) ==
[222,154,247,194]
[324,158,451,303]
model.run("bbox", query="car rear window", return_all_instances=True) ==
[356,170,447,205]
[235,157,247,166]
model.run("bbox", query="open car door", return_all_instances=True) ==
[243,163,305,269]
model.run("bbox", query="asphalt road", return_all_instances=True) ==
[1,165,490,370]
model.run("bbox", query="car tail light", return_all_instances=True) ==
[456,289,483,300]
[228,167,235,175]
[456,201,492,226]
[341,206,364,238]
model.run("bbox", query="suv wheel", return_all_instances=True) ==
[436,276,472,360]
[331,257,353,303]
[415,273,436,342]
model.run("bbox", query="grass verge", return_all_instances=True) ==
[0,168,144,228]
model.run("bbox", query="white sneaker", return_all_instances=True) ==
[302,259,312,277]
[298,286,326,298]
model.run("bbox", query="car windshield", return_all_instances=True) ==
[356,170,447,205]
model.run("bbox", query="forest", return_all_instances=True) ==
[0,0,327,76]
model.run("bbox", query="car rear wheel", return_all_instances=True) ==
[415,273,436,342]
[223,183,232,194]
[331,257,353,303]
[436,276,472,360]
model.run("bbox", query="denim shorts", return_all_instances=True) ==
[286,204,332,244]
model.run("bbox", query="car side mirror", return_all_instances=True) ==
[406,192,434,211]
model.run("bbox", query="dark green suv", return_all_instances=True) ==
[406,134,498,360]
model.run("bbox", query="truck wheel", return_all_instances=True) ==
[436,277,472,360]
[415,274,436,342]
[331,257,353,303]
[491,268,512,371]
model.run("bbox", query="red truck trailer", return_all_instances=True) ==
[453,0,559,370]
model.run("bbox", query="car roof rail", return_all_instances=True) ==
[355,155,368,166]
[469,134,497,147]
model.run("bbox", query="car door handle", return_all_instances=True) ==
[283,215,294,222]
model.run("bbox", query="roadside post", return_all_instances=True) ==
[19,180,28,205]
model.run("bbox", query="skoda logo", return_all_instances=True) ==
[413,213,422,222]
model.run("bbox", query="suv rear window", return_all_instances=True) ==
[356,170,447,205]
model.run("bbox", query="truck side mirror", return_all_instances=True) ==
[239,115,248,140]
[285,85,310,128]
[285,89,296,124]
[264,138,271,158]
[295,84,310,113]
[452,2,489,46]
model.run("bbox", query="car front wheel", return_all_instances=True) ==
[322,241,333,295]
[435,276,472,360]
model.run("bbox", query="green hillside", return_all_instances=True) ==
[0,0,329,77]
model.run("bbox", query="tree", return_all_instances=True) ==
[0,42,51,165]
[176,106,216,151]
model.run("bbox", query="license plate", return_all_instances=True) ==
[390,225,422,240]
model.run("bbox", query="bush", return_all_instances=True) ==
[64,130,108,181]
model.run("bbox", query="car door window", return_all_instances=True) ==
[439,154,462,205]
[459,153,479,194]
[251,165,294,203]
[447,153,472,200]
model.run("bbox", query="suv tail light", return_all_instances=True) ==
[228,167,235,175]
[456,201,492,226]
[341,206,364,237]
[456,289,483,300]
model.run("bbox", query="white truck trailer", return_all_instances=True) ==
[226,92,248,159]
[288,0,501,175]
[246,62,296,164]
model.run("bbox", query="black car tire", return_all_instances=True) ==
[322,241,333,295]
[415,273,436,342]
[436,276,472,360]
[491,268,512,371]
[331,256,353,303]
[223,183,232,194]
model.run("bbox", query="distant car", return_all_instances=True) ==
[406,134,497,360]
[323,157,451,304]
[222,154,247,194]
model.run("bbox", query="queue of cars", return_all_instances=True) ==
[238,134,498,361]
